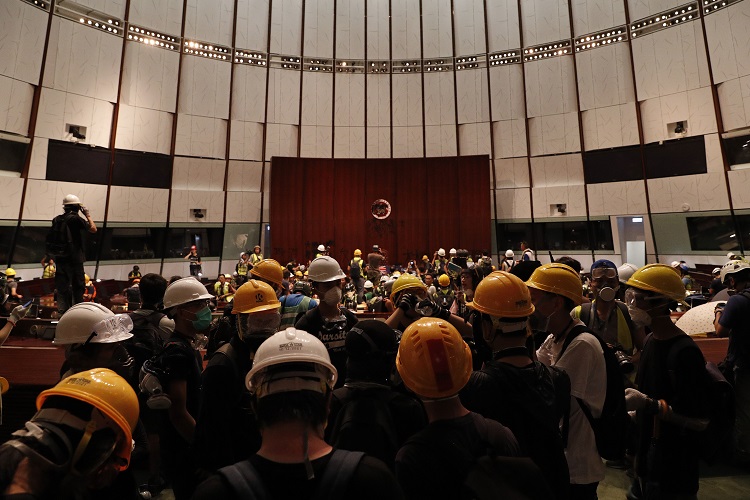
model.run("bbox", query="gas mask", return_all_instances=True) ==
[597,285,619,302]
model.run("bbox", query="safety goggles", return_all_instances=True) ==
[624,288,662,305]
[591,267,617,280]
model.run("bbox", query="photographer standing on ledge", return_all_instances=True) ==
[47,194,97,315]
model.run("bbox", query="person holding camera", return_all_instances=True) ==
[571,260,646,381]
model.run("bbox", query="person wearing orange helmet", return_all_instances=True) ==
[460,271,571,498]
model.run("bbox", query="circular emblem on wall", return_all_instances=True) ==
[371,199,392,220]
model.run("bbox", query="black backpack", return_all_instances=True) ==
[217,449,364,500]
[350,258,362,279]
[665,335,735,464]
[560,325,628,461]
[328,388,401,469]
[46,213,75,258]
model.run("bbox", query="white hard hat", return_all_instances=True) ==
[380,275,388,283]
[438,248,446,257]
[245,328,337,397]
[63,194,81,205]
[308,256,346,283]
[163,277,213,309]
[317,244,326,252]
[720,260,750,283]
[505,249,514,258]
[712,267,721,275]
[728,251,738,260]
[449,248,457,255]
[618,263,639,284]
[54,303,133,345]
[364,280,373,289]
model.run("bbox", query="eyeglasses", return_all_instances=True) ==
[591,268,617,280]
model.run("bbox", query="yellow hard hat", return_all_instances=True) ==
[84,274,90,282]
[390,273,427,301]
[295,270,303,277]
[354,249,362,256]
[36,368,139,469]
[397,318,472,399]
[526,263,583,305]
[250,259,284,286]
[438,274,451,287]
[232,280,281,314]
[4,268,15,277]
[626,264,686,301]
[470,271,534,318]
[422,255,429,261]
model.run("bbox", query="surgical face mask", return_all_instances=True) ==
[597,285,619,302]
[189,306,212,332]
[322,287,342,306]
[627,306,652,328]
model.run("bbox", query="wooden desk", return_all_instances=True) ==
[692,336,729,365]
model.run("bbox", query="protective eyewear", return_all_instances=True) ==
[624,288,661,305]
[591,268,617,280]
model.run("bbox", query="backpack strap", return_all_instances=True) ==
[217,460,271,500]
[313,449,365,500]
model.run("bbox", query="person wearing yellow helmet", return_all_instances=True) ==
[348,249,365,304]
[3,268,22,307]
[194,280,282,474]
[82,274,97,302]
[527,263,607,497]
[433,273,455,310]
[624,264,711,499]
[250,258,285,297]
[460,271,571,497]
[0,369,138,498]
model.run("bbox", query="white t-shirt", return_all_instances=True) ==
[538,322,607,485]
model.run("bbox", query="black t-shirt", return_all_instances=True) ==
[395,412,519,500]
[295,307,358,386]
[54,212,87,262]
[159,334,202,452]
[191,452,404,500]
[194,337,260,473]
[634,334,710,495]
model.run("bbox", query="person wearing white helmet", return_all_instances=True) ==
[47,194,97,314]
[158,277,214,498]
[501,250,516,272]
[431,248,448,275]
[315,243,328,258]
[192,329,403,499]
[295,256,358,387]
[715,259,750,465]
[236,252,251,286]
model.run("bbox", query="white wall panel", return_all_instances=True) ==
[524,57,578,118]
[0,75,33,136]
[532,185,587,218]
[174,114,227,158]
[300,125,332,157]
[456,69,490,124]
[23,180,107,221]
[487,0,521,52]
[236,0,270,51]
[639,89,717,143]
[424,72,456,126]
[521,0,571,47]
[528,112,580,156]
[120,42,180,113]
[0,0,47,85]
[172,157,225,191]
[267,69,301,125]
[494,157,529,188]
[304,0,334,58]
[178,57,231,119]
[129,0,184,36]
[115,105,172,154]
[265,123,298,159]
[0,176,23,219]
[43,18,123,103]
[530,154,584,187]
[490,65,525,121]
[334,74,364,126]
[392,126,423,158]
[458,123,491,156]
[107,186,170,222]
[425,125,458,157]
[184,0,234,46]
[336,0,365,59]
[392,74,422,127]
[227,160,263,192]
[334,126,365,158]
[717,76,750,132]
[229,121,264,160]
[493,119,527,158]
[301,72,333,126]
[27,137,48,180]
[391,0,421,60]
[366,74,390,127]
[366,126,390,158]
[495,187,532,219]
[729,169,750,209]
[74,0,126,18]
[423,0,453,59]
[225,191,263,222]
[627,0,694,22]
[581,103,638,151]
[231,65,267,123]
[170,189,225,223]
[570,0,625,37]
[576,43,634,111]
[454,0,486,56]
[366,0,390,59]
[270,0,303,55]
[647,173,729,213]
[35,88,114,148]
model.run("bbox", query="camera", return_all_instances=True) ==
[613,348,634,374]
